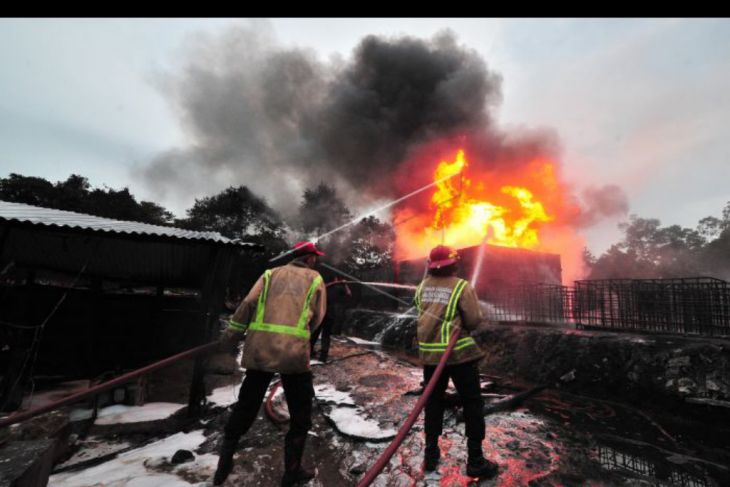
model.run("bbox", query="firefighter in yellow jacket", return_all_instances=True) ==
[415,245,498,479]
[213,241,326,487]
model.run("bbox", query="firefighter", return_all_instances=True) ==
[213,241,327,487]
[415,245,499,479]
[310,275,351,363]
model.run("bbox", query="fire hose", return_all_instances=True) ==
[265,279,413,425]
[0,341,219,429]
[355,328,461,487]
[263,327,462,484]
[265,380,287,424]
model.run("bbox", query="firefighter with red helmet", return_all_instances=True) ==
[415,245,499,479]
[213,241,327,487]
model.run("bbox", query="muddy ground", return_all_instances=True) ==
[51,337,730,487]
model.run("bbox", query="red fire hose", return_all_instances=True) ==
[355,329,461,487]
[265,380,288,424]
[264,279,415,424]
[0,341,219,429]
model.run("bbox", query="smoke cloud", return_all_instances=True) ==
[138,23,626,231]
[577,184,630,226]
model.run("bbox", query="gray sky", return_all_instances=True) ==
[1,18,728,254]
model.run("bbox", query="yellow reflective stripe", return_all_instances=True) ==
[255,269,272,324]
[441,280,466,344]
[249,322,310,338]
[441,281,457,343]
[453,337,476,351]
[415,282,424,313]
[227,319,248,332]
[297,275,322,330]
[448,280,467,341]
[249,272,320,340]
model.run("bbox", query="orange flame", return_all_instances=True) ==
[398,149,554,257]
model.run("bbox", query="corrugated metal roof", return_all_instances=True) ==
[0,200,259,247]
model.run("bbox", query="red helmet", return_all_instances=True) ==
[428,245,459,269]
[292,241,325,257]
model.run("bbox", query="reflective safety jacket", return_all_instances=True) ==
[226,260,326,374]
[415,275,484,366]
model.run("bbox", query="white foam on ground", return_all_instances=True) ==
[344,336,380,346]
[207,383,241,407]
[50,430,215,487]
[327,407,396,440]
[313,384,356,406]
[55,438,132,470]
[314,383,395,440]
[93,403,186,425]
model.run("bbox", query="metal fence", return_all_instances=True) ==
[572,278,730,337]
[480,278,730,338]
[482,283,572,324]
[597,444,710,487]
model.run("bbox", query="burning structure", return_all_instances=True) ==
[397,243,561,294]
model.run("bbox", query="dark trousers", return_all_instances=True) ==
[309,316,333,362]
[223,369,313,453]
[423,360,485,440]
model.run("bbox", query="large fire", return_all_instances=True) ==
[430,149,553,249]
[393,148,586,283]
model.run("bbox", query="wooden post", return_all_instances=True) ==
[188,246,234,416]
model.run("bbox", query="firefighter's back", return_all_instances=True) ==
[243,262,324,374]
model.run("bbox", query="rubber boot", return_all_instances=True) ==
[466,438,498,479]
[424,434,440,472]
[281,436,315,486]
[213,437,238,485]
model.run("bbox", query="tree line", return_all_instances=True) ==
[584,203,730,281]
[1,172,728,281]
[0,174,394,274]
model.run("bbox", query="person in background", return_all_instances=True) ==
[310,275,351,362]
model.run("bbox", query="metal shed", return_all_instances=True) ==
[0,201,264,413]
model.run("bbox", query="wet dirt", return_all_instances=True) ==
[60,337,730,486]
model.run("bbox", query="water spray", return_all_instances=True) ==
[269,170,463,264]
[470,226,494,288]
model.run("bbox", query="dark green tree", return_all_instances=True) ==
[0,174,56,207]
[0,173,173,225]
[589,201,730,280]
[298,183,351,236]
[179,186,288,252]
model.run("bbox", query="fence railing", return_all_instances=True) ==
[572,278,730,336]
[480,278,730,338]
[482,283,572,324]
